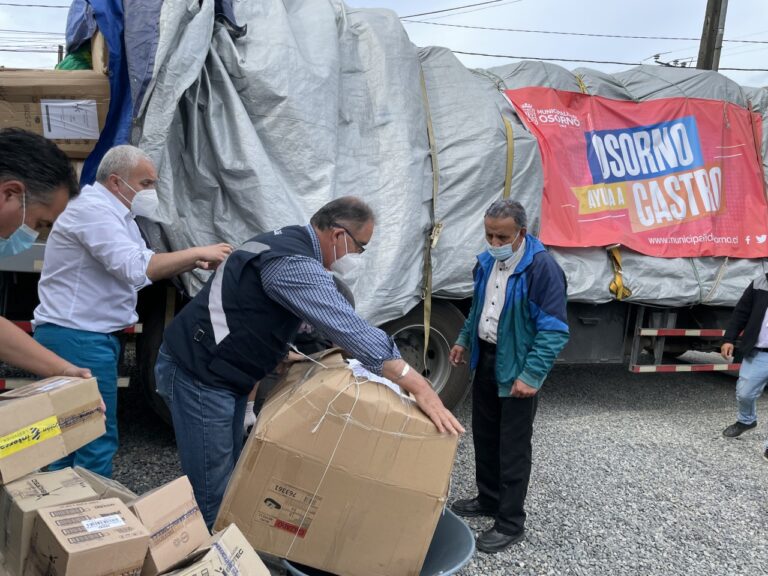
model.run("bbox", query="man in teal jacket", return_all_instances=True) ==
[449,199,569,553]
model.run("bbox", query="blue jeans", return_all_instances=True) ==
[736,351,768,449]
[33,323,119,477]
[154,343,248,529]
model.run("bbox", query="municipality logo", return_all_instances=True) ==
[520,102,538,125]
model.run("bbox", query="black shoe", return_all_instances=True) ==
[476,527,525,554]
[763,448,768,463]
[450,497,495,518]
[722,421,757,438]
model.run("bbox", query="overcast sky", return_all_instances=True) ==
[1,0,766,87]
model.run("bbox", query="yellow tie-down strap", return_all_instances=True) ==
[0,416,61,459]
[607,245,632,301]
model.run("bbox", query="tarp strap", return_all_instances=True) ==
[419,66,442,370]
[703,257,730,303]
[502,116,514,199]
[575,74,589,95]
[607,244,632,300]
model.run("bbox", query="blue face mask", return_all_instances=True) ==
[0,193,39,258]
[487,232,520,261]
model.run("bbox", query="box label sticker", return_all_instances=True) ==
[82,514,125,532]
[257,479,320,539]
[0,416,61,459]
[40,99,99,140]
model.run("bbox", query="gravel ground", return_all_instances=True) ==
[108,363,768,576]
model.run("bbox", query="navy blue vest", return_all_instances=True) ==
[163,225,316,394]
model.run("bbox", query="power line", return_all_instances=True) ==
[0,47,58,52]
[400,0,501,19]
[402,19,768,44]
[0,2,69,8]
[411,0,522,21]
[451,50,768,70]
[0,29,64,35]
[454,51,643,65]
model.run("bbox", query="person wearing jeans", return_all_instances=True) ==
[155,197,463,530]
[154,343,248,525]
[721,273,768,461]
[33,145,232,477]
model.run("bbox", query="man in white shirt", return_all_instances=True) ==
[33,145,232,477]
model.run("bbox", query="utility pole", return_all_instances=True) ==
[697,0,729,70]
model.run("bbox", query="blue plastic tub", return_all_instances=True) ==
[281,508,475,576]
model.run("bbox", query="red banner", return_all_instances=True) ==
[505,87,768,258]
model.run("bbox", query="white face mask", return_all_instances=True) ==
[116,176,162,222]
[131,189,161,220]
[330,234,363,282]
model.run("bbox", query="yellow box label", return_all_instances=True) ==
[0,416,61,459]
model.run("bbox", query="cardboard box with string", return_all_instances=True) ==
[215,350,459,576]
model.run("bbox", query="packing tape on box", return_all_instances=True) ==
[0,416,61,459]
[149,504,202,545]
[58,402,102,431]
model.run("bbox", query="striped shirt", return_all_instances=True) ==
[260,225,400,375]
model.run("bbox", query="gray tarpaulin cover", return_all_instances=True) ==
[136,0,768,325]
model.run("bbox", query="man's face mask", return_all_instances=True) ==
[116,176,161,221]
[0,191,39,258]
[330,232,363,280]
[486,231,520,261]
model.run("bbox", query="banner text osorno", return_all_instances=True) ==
[505,88,767,258]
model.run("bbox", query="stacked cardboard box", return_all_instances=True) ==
[0,70,110,159]
[161,524,270,576]
[0,377,105,484]
[73,466,136,504]
[129,477,209,576]
[0,395,67,485]
[215,352,459,576]
[25,497,149,576]
[0,469,98,576]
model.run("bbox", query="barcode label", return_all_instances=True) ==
[82,514,125,532]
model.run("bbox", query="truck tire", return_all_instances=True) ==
[382,301,471,410]
[135,282,172,425]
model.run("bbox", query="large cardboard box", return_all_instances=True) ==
[0,468,98,576]
[0,377,105,457]
[0,395,67,485]
[161,524,270,576]
[24,497,149,576]
[73,467,136,504]
[128,476,208,576]
[0,70,109,159]
[214,353,459,576]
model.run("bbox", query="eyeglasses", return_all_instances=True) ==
[333,223,366,253]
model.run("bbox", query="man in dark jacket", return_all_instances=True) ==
[448,199,569,553]
[721,274,768,461]
[155,196,463,528]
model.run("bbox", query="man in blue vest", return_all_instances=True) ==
[155,196,464,528]
[449,199,569,554]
